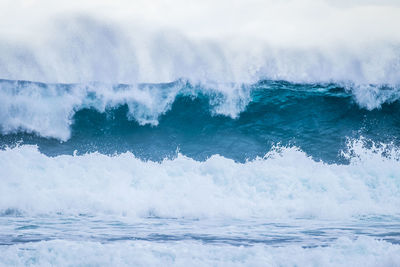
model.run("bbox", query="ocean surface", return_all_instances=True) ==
[1,3,400,264]
[1,77,400,266]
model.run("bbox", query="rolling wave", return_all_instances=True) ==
[1,79,399,162]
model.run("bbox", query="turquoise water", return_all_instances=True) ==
[1,78,400,266]
[1,79,399,163]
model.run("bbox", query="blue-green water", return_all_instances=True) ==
[1,79,399,163]
[1,79,400,266]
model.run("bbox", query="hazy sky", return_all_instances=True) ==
[1,0,399,45]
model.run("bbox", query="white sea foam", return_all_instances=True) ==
[0,141,399,219]
[0,237,399,266]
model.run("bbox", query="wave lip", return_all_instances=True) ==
[0,78,254,140]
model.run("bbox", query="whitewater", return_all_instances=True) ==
[1,142,400,265]
[1,0,400,266]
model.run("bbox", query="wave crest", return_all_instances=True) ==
[1,79,400,141]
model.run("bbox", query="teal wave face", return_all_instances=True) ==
[1,79,399,163]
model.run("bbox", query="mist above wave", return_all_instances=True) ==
[0,11,399,86]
